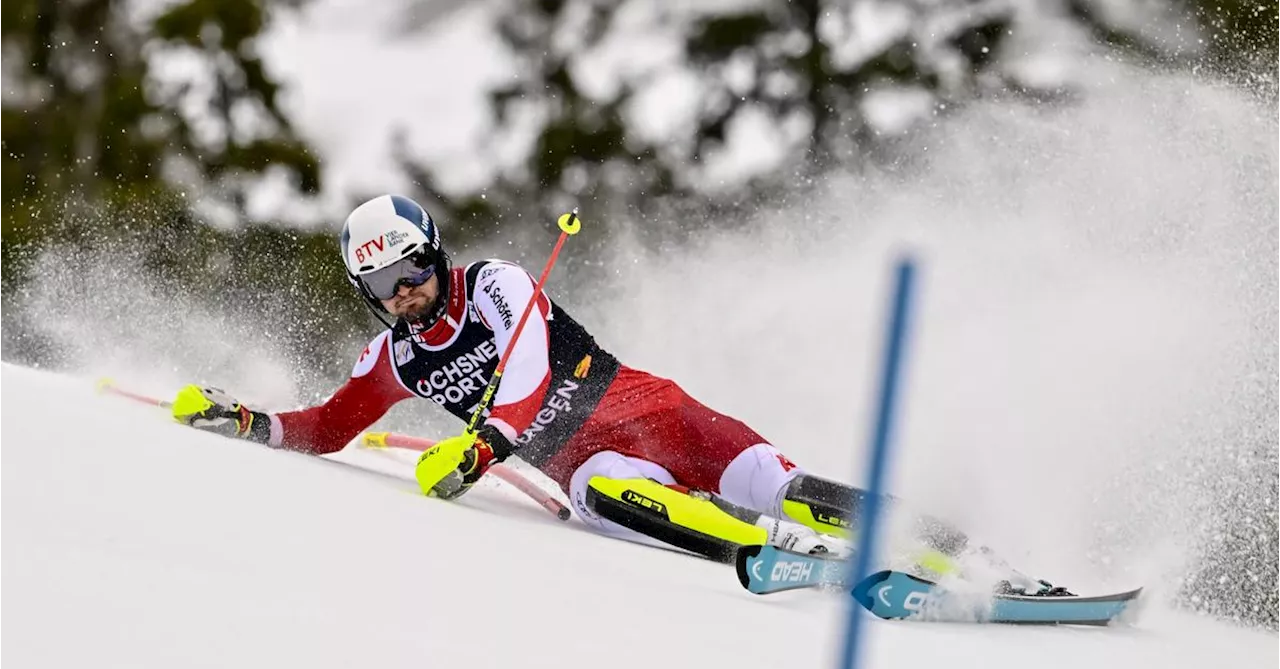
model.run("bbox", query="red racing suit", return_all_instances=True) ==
[262,260,770,493]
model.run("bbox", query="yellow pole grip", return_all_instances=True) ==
[362,431,390,448]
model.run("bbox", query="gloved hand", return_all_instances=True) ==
[414,427,508,499]
[171,385,271,443]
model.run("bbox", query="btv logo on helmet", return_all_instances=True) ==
[353,230,413,264]
[352,236,385,264]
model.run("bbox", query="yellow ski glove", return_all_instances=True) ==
[415,431,499,499]
[171,384,271,443]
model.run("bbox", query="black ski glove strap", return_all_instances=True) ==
[477,423,514,462]
[242,409,274,445]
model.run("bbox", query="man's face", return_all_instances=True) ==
[380,273,441,321]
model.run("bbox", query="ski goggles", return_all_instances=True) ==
[360,254,437,300]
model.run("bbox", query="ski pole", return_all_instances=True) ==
[464,210,581,434]
[362,431,570,521]
[96,378,172,407]
[94,379,570,520]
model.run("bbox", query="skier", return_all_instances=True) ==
[170,194,966,567]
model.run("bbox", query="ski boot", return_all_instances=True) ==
[758,515,848,557]
[994,578,1076,597]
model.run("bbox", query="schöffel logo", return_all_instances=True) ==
[770,560,814,583]
[481,281,514,329]
[621,490,667,517]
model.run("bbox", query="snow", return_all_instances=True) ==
[4,362,1275,668]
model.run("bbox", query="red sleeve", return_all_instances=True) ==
[273,331,414,455]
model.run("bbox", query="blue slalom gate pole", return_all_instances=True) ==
[839,256,917,669]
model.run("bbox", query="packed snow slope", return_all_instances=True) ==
[3,363,1274,668]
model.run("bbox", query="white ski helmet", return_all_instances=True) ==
[340,194,451,326]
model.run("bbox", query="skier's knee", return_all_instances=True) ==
[567,451,675,527]
[717,443,806,514]
[582,475,767,562]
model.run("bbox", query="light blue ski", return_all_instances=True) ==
[735,544,847,594]
[737,546,1143,625]
[852,570,1143,625]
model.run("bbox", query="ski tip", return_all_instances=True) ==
[850,570,895,612]
[1111,588,1148,626]
[735,545,762,590]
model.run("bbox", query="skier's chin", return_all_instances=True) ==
[398,299,435,324]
